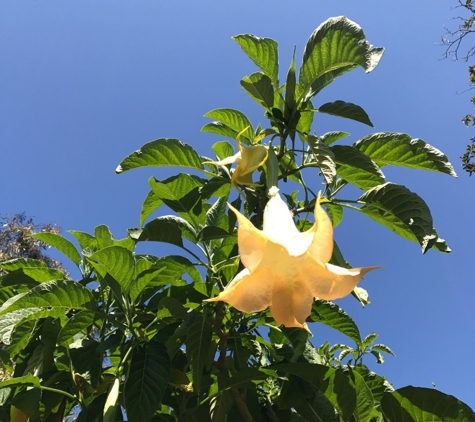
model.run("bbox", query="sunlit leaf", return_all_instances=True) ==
[299,16,384,102]
[69,230,98,252]
[317,100,373,127]
[0,374,40,389]
[140,190,163,226]
[125,341,171,422]
[352,370,375,422]
[57,310,96,346]
[308,300,361,346]
[354,132,457,177]
[381,387,475,422]
[323,202,344,228]
[30,232,81,266]
[320,131,350,146]
[204,108,254,143]
[116,138,204,173]
[233,34,279,87]
[307,136,336,184]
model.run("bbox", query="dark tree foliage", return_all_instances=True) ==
[444,0,475,175]
[0,213,68,276]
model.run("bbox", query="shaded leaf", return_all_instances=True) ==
[125,342,171,422]
[0,374,40,389]
[116,138,204,173]
[202,122,239,141]
[0,258,47,272]
[352,370,374,422]
[57,310,96,345]
[331,145,385,190]
[240,72,274,109]
[356,183,438,253]
[307,136,336,184]
[354,132,457,177]
[381,386,475,422]
[299,16,384,102]
[232,34,279,87]
[317,100,373,126]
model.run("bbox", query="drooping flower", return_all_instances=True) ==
[206,188,380,333]
[204,128,268,193]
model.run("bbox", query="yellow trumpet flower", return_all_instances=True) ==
[206,188,381,333]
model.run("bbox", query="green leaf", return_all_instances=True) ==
[94,225,134,251]
[356,183,439,253]
[69,230,98,252]
[89,246,135,292]
[371,343,395,356]
[284,48,297,125]
[204,109,254,143]
[317,100,373,126]
[354,132,457,177]
[331,145,385,190]
[30,232,81,266]
[125,341,171,422]
[202,122,240,141]
[240,72,274,109]
[0,374,40,389]
[186,315,213,393]
[320,131,350,146]
[1,267,65,287]
[129,215,198,249]
[323,202,344,228]
[352,370,375,422]
[272,362,356,421]
[0,280,95,316]
[57,310,96,345]
[116,138,204,174]
[0,308,38,345]
[353,365,393,403]
[149,174,204,227]
[299,16,384,102]
[308,300,362,347]
[381,386,475,422]
[0,258,47,272]
[232,34,279,87]
[140,190,163,226]
[212,141,235,161]
[307,136,337,184]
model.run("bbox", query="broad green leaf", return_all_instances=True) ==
[281,327,309,362]
[69,230,98,252]
[57,310,96,345]
[200,226,232,241]
[205,196,228,229]
[240,72,274,109]
[0,258,47,271]
[0,374,40,389]
[125,342,171,422]
[362,332,379,349]
[354,132,457,177]
[116,138,204,174]
[356,183,439,253]
[296,102,314,138]
[0,280,94,316]
[353,365,393,404]
[308,300,361,346]
[94,225,134,251]
[352,370,374,422]
[149,174,204,227]
[299,16,384,102]
[371,343,396,356]
[218,367,272,392]
[186,315,213,393]
[317,100,373,127]
[140,189,163,226]
[320,131,350,145]
[381,386,475,422]
[128,215,197,248]
[212,141,235,161]
[129,267,166,302]
[331,145,385,190]
[157,297,188,320]
[30,232,81,266]
[210,391,233,422]
[307,136,337,184]
[284,48,297,126]
[232,34,279,87]
[202,122,239,141]
[89,246,135,292]
[272,362,356,421]
[1,267,65,287]
[0,308,38,344]
[323,202,344,228]
[0,286,15,305]
[204,109,254,143]
[5,319,36,356]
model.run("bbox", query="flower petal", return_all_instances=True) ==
[303,260,381,300]
[203,152,241,167]
[238,141,268,176]
[306,192,334,263]
[263,193,300,244]
[228,202,268,271]
[205,268,273,313]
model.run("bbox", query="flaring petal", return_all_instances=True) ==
[307,192,334,263]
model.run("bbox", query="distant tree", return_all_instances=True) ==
[443,0,475,175]
[0,213,68,275]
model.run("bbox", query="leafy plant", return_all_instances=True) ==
[1,16,472,422]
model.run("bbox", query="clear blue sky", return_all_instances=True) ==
[2,0,474,408]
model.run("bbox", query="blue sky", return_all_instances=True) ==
[2,0,475,408]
